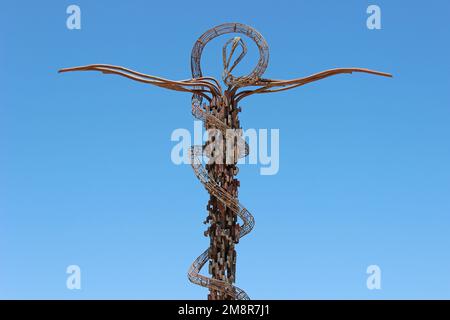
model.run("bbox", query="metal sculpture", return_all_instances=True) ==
[59,22,391,300]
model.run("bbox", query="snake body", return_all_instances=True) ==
[187,101,254,300]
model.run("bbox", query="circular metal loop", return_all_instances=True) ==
[191,23,269,103]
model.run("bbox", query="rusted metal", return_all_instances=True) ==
[59,22,391,300]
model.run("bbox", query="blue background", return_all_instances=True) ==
[1,0,449,299]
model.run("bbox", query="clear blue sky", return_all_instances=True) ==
[1,0,449,299]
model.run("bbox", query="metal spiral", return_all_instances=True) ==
[187,101,254,300]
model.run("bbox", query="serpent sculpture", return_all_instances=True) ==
[59,22,391,300]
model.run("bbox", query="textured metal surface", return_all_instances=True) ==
[59,22,391,300]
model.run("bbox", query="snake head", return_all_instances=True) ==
[222,36,248,86]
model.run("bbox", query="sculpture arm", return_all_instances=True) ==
[59,64,221,101]
[235,67,392,102]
